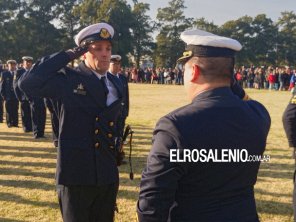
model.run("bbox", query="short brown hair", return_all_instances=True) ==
[189,57,234,82]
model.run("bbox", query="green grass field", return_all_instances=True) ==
[0,84,294,222]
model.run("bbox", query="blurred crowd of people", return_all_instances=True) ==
[123,67,184,85]
[235,65,296,91]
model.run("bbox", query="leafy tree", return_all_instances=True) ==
[277,11,296,65]
[251,14,278,65]
[131,2,154,68]
[193,17,219,34]
[220,16,254,65]
[75,0,134,66]
[56,0,82,49]
[155,0,193,68]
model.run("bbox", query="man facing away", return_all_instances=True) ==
[137,29,271,222]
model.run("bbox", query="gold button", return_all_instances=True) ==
[110,145,114,149]
[108,133,112,138]
[96,117,99,121]
[95,129,99,135]
[109,121,114,126]
[95,142,100,149]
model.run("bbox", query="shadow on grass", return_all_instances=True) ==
[0,160,56,168]
[0,128,53,143]
[268,154,291,160]
[0,145,56,153]
[0,150,56,159]
[0,218,25,222]
[257,199,293,216]
[0,135,49,142]
[131,125,153,135]
[133,135,152,140]
[255,188,292,198]
[0,167,55,179]
[260,162,294,170]
[0,179,55,191]
[258,170,293,180]
[0,192,59,209]
[118,156,147,200]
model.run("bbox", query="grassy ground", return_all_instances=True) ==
[0,84,294,222]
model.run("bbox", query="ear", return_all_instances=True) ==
[191,64,200,82]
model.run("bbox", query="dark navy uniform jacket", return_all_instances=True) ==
[19,51,123,186]
[137,87,270,222]
[0,70,18,101]
[14,68,30,101]
[283,90,296,147]
[118,74,129,118]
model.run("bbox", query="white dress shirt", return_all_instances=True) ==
[92,71,118,106]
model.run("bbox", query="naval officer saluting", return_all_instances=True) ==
[19,22,123,222]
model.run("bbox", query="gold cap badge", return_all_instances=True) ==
[100,28,111,39]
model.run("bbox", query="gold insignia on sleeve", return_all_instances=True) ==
[73,83,87,95]
[100,28,111,39]
[77,83,84,90]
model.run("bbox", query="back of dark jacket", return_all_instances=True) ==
[14,68,29,101]
[137,87,270,222]
[119,74,129,117]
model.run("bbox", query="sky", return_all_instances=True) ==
[126,0,296,25]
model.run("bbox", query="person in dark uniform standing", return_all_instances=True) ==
[29,95,46,138]
[0,61,5,123]
[17,58,47,139]
[19,22,123,222]
[137,29,271,222]
[0,60,19,127]
[44,98,60,147]
[14,56,33,132]
[109,55,129,137]
[283,86,296,222]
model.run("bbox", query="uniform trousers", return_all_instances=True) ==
[5,99,19,127]
[57,183,117,222]
[20,100,32,132]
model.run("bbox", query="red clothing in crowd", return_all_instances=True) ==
[235,72,243,81]
[268,73,276,83]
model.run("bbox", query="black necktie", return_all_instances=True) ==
[100,76,109,96]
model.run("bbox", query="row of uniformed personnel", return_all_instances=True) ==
[0,52,129,148]
[0,58,47,139]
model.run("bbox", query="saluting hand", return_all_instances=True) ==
[66,44,89,61]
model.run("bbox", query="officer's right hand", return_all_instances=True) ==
[66,44,89,61]
[230,74,245,99]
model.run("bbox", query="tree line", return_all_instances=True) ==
[0,0,295,68]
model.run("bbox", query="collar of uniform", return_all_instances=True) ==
[192,87,234,103]
[109,71,119,78]
[83,60,107,79]
[92,70,108,80]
